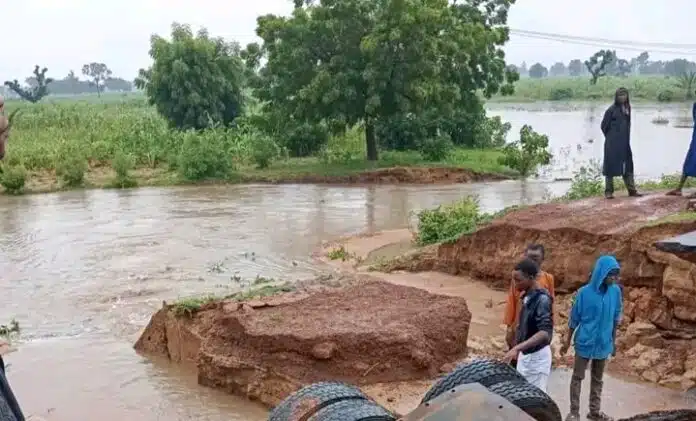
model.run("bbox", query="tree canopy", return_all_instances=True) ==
[135,23,246,130]
[249,0,518,160]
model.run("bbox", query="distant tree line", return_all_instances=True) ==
[2,62,133,102]
[512,51,696,80]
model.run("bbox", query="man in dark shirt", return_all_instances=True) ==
[504,258,554,392]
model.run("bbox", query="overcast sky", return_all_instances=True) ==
[3,0,696,82]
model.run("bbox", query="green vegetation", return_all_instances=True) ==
[2,98,518,194]
[415,196,500,245]
[645,211,696,227]
[0,319,20,339]
[326,246,353,261]
[560,160,696,201]
[1,1,536,194]
[171,281,296,317]
[490,76,691,103]
[498,125,553,177]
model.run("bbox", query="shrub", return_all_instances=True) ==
[561,160,604,200]
[176,130,233,181]
[415,196,486,245]
[657,90,674,102]
[479,116,512,149]
[498,125,553,177]
[55,145,88,187]
[111,150,137,188]
[249,132,280,169]
[419,133,454,161]
[548,87,574,101]
[0,165,27,194]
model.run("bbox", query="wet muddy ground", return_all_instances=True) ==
[1,178,695,418]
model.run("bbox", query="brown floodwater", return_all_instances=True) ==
[0,181,694,420]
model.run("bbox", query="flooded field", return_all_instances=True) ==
[2,103,695,420]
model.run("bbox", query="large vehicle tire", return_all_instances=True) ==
[617,409,696,421]
[268,382,369,421]
[488,379,562,421]
[420,358,526,403]
[307,399,396,421]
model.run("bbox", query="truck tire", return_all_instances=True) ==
[421,358,526,403]
[268,382,369,421]
[307,399,396,421]
[618,410,696,421]
[488,379,562,421]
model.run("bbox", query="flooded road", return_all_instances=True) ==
[2,102,696,420]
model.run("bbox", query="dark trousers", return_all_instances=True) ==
[605,174,637,195]
[570,355,607,415]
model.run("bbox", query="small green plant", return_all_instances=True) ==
[327,246,352,261]
[418,133,454,161]
[498,125,553,178]
[55,146,88,187]
[657,90,674,102]
[561,160,604,200]
[111,150,137,188]
[548,87,574,101]
[0,165,27,194]
[416,196,488,245]
[0,319,20,339]
[171,295,218,317]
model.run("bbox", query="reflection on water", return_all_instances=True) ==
[1,103,695,420]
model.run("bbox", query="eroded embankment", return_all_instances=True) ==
[134,277,471,407]
[382,194,696,389]
[252,166,508,184]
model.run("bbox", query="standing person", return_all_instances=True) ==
[667,97,696,196]
[560,255,623,421]
[0,95,6,160]
[504,244,555,368]
[600,87,642,199]
[503,258,553,392]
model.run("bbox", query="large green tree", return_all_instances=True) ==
[135,23,245,130]
[251,0,518,160]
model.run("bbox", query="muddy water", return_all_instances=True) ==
[490,102,694,181]
[1,107,695,419]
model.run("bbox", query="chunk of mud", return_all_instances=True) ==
[135,280,471,407]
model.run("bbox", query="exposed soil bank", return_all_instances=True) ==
[12,166,509,195]
[381,193,696,390]
[134,276,471,408]
[246,166,508,184]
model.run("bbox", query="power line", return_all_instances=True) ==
[510,31,696,56]
[510,29,696,49]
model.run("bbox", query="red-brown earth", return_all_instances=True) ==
[380,193,696,390]
[134,276,471,408]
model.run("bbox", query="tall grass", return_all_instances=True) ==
[5,98,254,172]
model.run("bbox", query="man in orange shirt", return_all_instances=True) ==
[504,244,555,368]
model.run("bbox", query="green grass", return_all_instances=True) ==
[171,281,297,317]
[490,75,691,103]
[645,211,696,227]
[1,96,512,194]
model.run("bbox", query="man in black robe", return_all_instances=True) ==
[600,87,642,199]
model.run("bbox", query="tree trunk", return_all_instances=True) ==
[365,118,378,161]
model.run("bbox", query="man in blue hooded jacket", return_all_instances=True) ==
[560,255,623,421]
